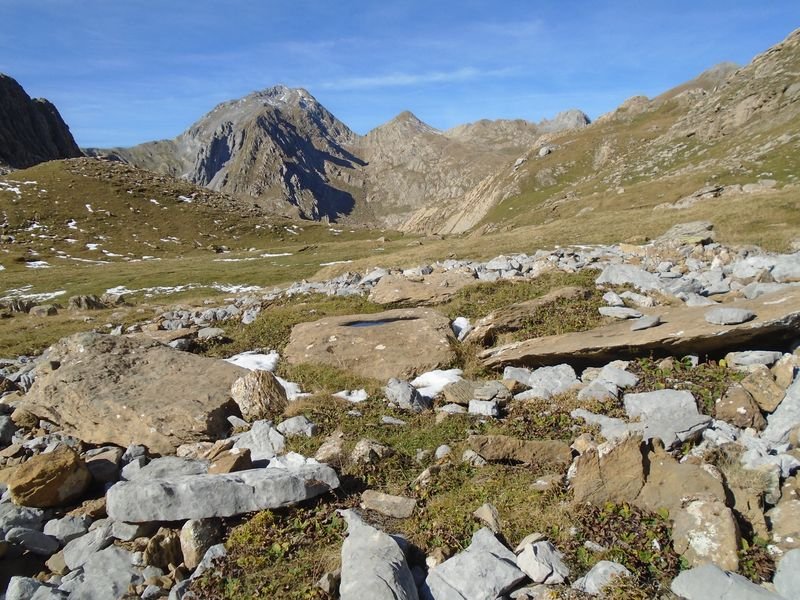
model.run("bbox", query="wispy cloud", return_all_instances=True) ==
[320,67,516,90]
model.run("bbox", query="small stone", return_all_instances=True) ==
[385,378,431,412]
[705,307,756,325]
[741,366,786,412]
[468,399,500,417]
[361,490,416,519]
[572,560,631,595]
[5,526,60,555]
[630,315,661,331]
[144,527,182,570]
[208,448,252,474]
[434,445,451,460]
[716,384,766,429]
[473,502,501,533]
[381,415,407,426]
[314,430,345,464]
[230,370,287,422]
[350,439,394,464]
[516,540,570,584]
[276,415,318,437]
[180,519,223,570]
[599,306,643,319]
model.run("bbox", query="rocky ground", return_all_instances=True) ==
[0,221,799,599]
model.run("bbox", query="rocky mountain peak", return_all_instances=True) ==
[0,73,82,171]
[537,108,591,133]
[373,110,440,136]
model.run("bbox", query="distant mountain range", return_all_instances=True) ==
[2,27,800,236]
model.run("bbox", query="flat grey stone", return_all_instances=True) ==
[599,306,643,320]
[597,364,639,388]
[725,350,783,367]
[623,390,711,449]
[339,510,418,600]
[277,415,318,437]
[602,291,625,307]
[424,528,526,599]
[705,307,756,325]
[670,563,781,599]
[596,264,662,292]
[572,560,631,595]
[630,314,661,331]
[6,526,60,555]
[509,364,579,400]
[571,409,641,441]
[44,515,91,544]
[381,416,407,426]
[106,464,339,522]
[577,379,618,402]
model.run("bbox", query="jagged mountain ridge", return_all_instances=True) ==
[95,88,590,227]
[0,74,82,172]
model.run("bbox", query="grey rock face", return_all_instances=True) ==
[623,390,711,448]
[66,545,144,600]
[670,563,781,599]
[424,528,526,599]
[339,510,418,600]
[773,548,800,598]
[106,463,339,522]
[705,307,756,325]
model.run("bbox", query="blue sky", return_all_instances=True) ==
[1,1,798,147]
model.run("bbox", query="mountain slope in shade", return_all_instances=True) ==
[0,74,82,171]
[96,86,365,221]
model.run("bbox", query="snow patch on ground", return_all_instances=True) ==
[25,261,51,269]
[0,286,66,302]
[333,389,369,403]
[224,351,280,372]
[320,260,353,266]
[411,369,464,398]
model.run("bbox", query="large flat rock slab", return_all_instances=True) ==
[481,289,800,369]
[106,463,339,522]
[284,308,457,380]
[17,333,247,454]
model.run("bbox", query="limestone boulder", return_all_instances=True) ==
[17,333,247,454]
[6,446,91,508]
[368,271,476,305]
[230,370,287,422]
[284,308,457,380]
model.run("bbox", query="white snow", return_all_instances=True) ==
[25,261,51,269]
[320,260,353,267]
[284,227,299,235]
[150,199,160,205]
[85,204,94,213]
[64,238,78,243]
[333,389,369,403]
[86,243,101,250]
[0,265,4,271]
[451,317,472,341]
[261,252,293,258]
[411,369,463,398]
[224,350,280,372]
[276,376,310,401]
[25,222,44,231]
[177,195,193,203]
[67,219,78,230]
[0,286,66,303]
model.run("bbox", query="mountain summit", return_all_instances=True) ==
[0,74,82,171]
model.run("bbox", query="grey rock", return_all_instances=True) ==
[7,577,65,600]
[181,518,223,570]
[602,291,625,307]
[190,542,227,581]
[684,293,716,307]
[437,403,467,414]
[623,390,711,448]
[468,399,500,417]
[106,463,339,522]
[126,455,208,481]
[0,414,18,444]
[339,510,419,600]
[233,420,286,464]
[630,314,661,331]
[44,515,91,544]
[763,377,800,444]
[66,545,144,600]
[382,415,407,426]
[111,521,154,542]
[596,264,662,292]
[572,560,631,595]
[516,541,569,584]
[423,528,526,599]
[599,306,643,319]
[197,327,225,340]
[63,522,114,570]
[670,563,781,599]
[774,548,800,598]
[577,379,618,402]
[725,350,783,367]
[705,307,756,325]
[277,415,318,437]
[0,503,45,536]
[571,409,640,441]
[597,364,639,388]
[361,490,416,519]
[6,526,60,555]
[434,445,451,460]
[619,291,655,307]
[772,254,800,283]
[385,378,431,412]
[509,364,579,400]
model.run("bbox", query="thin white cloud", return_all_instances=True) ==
[320,67,516,90]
